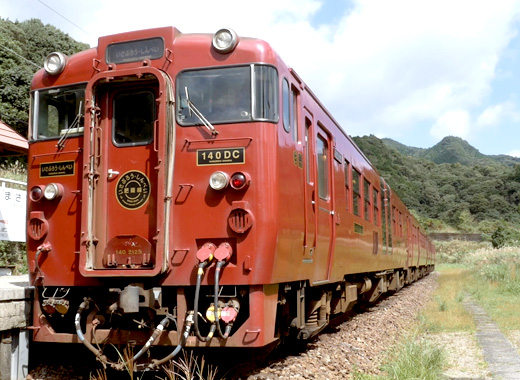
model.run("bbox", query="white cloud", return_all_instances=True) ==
[430,110,471,140]
[85,0,520,152]
[509,150,520,158]
[323,0,520,131]
[5,0,520,153]
[476,103,507,127]
[476,101,520,128]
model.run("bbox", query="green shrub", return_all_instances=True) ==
[382,335,445,380]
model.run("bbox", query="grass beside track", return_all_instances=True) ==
[355,241,520,380]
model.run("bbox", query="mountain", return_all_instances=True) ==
[382,136,520,166]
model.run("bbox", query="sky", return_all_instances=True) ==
[2,0,520,157]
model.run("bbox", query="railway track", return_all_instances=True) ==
[27,273,438,380]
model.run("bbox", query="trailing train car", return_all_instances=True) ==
[27,27,435,370]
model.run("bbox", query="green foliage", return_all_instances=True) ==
[354,135,520,244]
[353,333,445,380]
[476,250,520,295]
[491,225,506,249]
[0,17,89,137]
[382,335,445,380]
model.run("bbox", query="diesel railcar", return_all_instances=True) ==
[27,27,435,370]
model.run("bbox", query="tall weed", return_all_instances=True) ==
[353,333,445,380]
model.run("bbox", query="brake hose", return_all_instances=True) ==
[74,298,108,363]
[214,261,232,339]
[194,262,217,341]
[146,312,194,370]
[131,315,171,362]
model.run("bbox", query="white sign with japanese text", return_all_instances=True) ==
[0,187,26,242]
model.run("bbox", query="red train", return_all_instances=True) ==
[27,27,435,370]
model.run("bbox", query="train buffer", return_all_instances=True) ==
[0,274,32,380]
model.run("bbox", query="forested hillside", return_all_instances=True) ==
[353,135,520,243]
[383,136,520,167]
[0,17,88,137]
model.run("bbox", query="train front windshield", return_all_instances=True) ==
[176,65,278,126]
[30,85,86,141]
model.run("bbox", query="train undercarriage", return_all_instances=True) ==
[33,265,434,370]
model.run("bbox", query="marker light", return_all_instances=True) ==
[43,183,63,200]
[209,171,229,190]
[212,28,239,53]
[30,186,44,202]
[44,52,68,75]
[230,172,250,190]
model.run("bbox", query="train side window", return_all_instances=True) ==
[364,179,371,222]
[344,159,350,212]
[291,86,299,142]
[317,134,329,199]
[282,79,300,142]
[31,85,86,141]
[282,78,290,133]
[373,188,379,226]
[381,188,386,250]
[392,206,397,235]
[253,65,279,121]
[305,119,312,184]
[113,90,155,146]
[352,168,361,216]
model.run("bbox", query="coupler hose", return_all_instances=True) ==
[194,262,217,342]
[214,261,231,339]
[75,298,107,363]
[131,315,172,362]
[146,311,194,370]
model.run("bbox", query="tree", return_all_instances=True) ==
[0,18,89,136]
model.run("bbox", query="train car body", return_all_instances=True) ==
[27,27,435,369]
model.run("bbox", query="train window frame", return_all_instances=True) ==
[176,64,279,127]
[282,78,290,133]
[344,159,350,213]
[373,188,379,226]
[30,83,87,141]
[112,89,156,147]
[316,133,329,200]
[291,85,299,142]
[352,167,361,217]
[364,178,371,222]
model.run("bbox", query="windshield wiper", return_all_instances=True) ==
[56,100,83,150]
[184,87,219,136]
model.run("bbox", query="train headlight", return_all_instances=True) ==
[44,52,68,75]
[212,28,239,53]
[43,183,63,200]
[209,171,229,190]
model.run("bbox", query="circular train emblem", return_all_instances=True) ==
[116,170,151,210]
